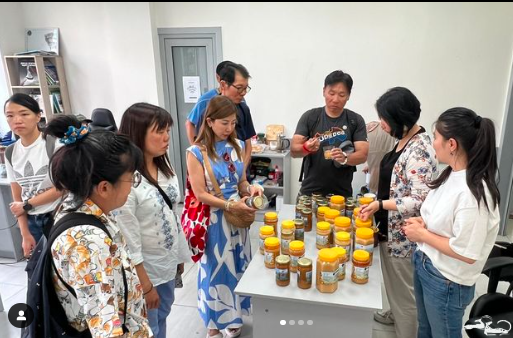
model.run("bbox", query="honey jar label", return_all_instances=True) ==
[316,234,329,246]
[338,263,346,276]
[290,254,304,268]
[305,271,312,283]
[295,228,304,241]
[355,243,374,253]
[265,252,275,265]
[281,239,291,252]
[276,268,289,281]
[353,266,369,280]
[321,271,338,284]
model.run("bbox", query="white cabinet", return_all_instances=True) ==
[251,150,291,220]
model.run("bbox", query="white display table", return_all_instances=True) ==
[235,204,383,338]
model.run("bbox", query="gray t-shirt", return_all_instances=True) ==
[295,107,367,197]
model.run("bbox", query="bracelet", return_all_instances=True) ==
[225,200,232,212]
[143,284,153,295]
[246,184,252,194]
[302,142,312,154]
[341,151,348,165]
[378,199,383,211]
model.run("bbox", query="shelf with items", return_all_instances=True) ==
[251,149,291,220]
[3,55,71,122]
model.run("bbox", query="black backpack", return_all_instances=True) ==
[24,213,129,338]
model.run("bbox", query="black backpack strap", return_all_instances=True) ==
[5,143,15,166]
[45,135,56,159]
[48,213,129,334]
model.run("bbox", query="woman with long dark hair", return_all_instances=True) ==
[117,103,190,338]
[404,107,500,338]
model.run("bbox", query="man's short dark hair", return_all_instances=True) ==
[324,70,353,94]
[219,63,251,84]
[216,61,236,76]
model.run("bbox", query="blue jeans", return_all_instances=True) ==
[413,250,475,338]
[147,279,176,338]
[27,212,52,243]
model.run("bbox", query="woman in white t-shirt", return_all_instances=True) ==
[404,107,500,338]
[4,94,62,257]
[116,103,190,338]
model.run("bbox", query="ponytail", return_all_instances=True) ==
[428,107,500,211]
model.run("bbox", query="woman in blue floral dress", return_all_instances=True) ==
[186,96,260,338]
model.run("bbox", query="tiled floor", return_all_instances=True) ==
[1,227,511,338]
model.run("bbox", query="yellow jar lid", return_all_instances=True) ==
[260,225,274,236]
[353,249,370,262]
[335,216,351,227]
[356,227,374,239]
[331,246,347,258]
[265,212,278,220]
[359,197,374,205]
[335,231,351,241]
[325,209,341,219]
[355,217,372,228]
[318,248,338,262]
[276,255,290,265]
[354,207,360,217]
[264,237,280,248]
[289,240,305,251]
[330,195,345,204]
[317,221,331,231]
[282,220,295,229]
[317,206,330,215]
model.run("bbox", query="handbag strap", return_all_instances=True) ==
[200,147,225,200]
[140,171,174,210]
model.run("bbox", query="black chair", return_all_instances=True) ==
[464,243,513,338]
[89,108,117,132]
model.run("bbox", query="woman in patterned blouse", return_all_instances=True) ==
[46,115,153,337]
[360,87,438,338]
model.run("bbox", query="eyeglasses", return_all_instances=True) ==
[229,84,251,94]
[120,172,142,188]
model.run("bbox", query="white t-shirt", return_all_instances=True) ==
[5,133,60,215]
[418,169,499,286]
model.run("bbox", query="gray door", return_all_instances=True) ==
[159,28,222,196]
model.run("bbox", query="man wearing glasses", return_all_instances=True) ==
[185,63,256,167]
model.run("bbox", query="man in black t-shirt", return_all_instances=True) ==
[292,70,369,197]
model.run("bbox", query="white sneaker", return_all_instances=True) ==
[374,309,395,325]
[225,327,242,338]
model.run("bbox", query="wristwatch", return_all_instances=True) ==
[378,199,383,211]
[23,200,34,212]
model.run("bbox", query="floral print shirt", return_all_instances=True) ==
[386,132,438,258]
[51,199,152,337]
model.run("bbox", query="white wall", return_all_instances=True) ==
[154,2,513,197]
[0,2,26,135]
[17,2,159,124]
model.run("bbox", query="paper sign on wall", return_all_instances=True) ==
[183,76,201,103]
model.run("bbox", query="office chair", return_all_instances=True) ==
[464,243,513,338]
[89,108,117,132]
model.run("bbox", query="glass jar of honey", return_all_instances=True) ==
[259,225,275,255]
[281,220,295,255]
[316,221,331,249]
[335,231,351,256]
[331,247,348,280]
[329,195,345,212]
[289,240,305,273]
[275,255,291,287]
[345,201,355,219]
[358,196,374,207]
[355,227,374,264]
[295,203,304,220]
[264,212,278,235]
[293,218,305,242]
[316,248,339,293]
[351,250,370,284]
[264,237,280,269]
[317,206,329,222]
[297,257,313,289]
[334,216,351,234]
[301,208,313,232]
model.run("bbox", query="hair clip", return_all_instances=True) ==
[60,125,90,145]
